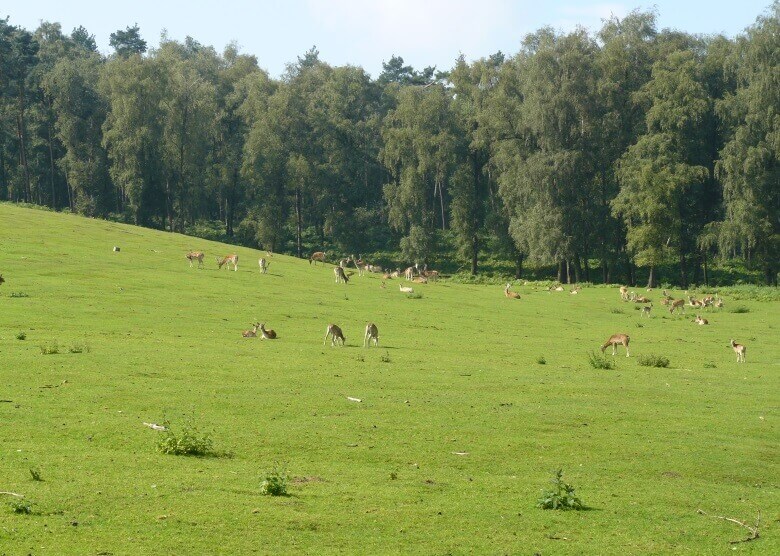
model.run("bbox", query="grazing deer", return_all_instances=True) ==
[364,323,379,347]
[400,285,414,294]
[242,323,259,338]
[334,266,349,284]
[619,286,629,301]
[693,315,709,325]
[404,266,415,281]
[217,254,239,271]
[310,251,326,266]
[260,324,277,340]
[601,333,630,357]
[641,304,652,318]
[186,251,205,268]
[258,258,269,274]
[324,324,345,347]
[730,339,746,363]
[669,299,685,314]
[504,283,520,299]
[367,264,383,273]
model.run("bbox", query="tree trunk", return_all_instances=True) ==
[679,253,688,289]
[627,259,636,287]
[16,112,31,203]
[702,250,709,287]
[515,253,524,279]
[46,99,57,208]
[566,259,572,284]
[573,256,582,283]
[557,261,564,283]
[295,187,302,258]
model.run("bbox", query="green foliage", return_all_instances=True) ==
[638,354,670,368]
[39,342,60,355]
[729,306,750,314]
[10,292,30,298]
[9,499,34,514]
[537,469,585,511]
[381,351,391,363]
[588,351,616,370]
[157,420,215,457]
[260,465,288,496]
[29,468,43,481]
[536,356,547,365]
[68,342,90,353]
[16,331,26,340]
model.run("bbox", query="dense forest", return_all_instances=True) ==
[0,4,777,286]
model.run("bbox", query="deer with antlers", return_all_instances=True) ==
[310,251,326,266]
[601,333,630,357]
[186,251,205,268]
[730,339,746,363]
[216,254,239,271]
[324,324,345,347]
[334,266,349,284]
[364,323,379,347]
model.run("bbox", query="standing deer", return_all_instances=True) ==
[669,299,685,314]
[619,286,629,301]
[352,255,366,276]
[260,324,277,340]
[324,324,345,346]
[217,254,239,271]
[242,322,259,338]
[310,251,326,266]
[601,334,630,357]
[258,258,269,274]
[186,251,205,268]
[504,283,520,299]
[641,304,652,318]
[334,266,349,284]
[404,267,415,281]
[364,323,379,347]
[730,339,746,363]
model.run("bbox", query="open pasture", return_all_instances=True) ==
[0,204,777,554]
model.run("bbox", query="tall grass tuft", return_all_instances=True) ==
[587,351,615,370]
[638,354,670,368]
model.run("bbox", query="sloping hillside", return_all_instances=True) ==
[0,203,777,554]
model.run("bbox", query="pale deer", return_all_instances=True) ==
[641,304,652,318]
[391,270,401,279]
[310,251,326,266]
[339,257,350,269]
[570,286,581,294]
[730,339,746,363]
[504,283,520,299]
[324,324,345,347]
[259,324,277,340]
[217,254,238,271]
[334,266,349,284]
[634,295,652,304]
[258,258,269,274]
[715,297,724,308]
[669,299,685,314]
[352,255,366,276]
[701,295,715,307]
[404,266,415,281]
[242,323,259,338]
[619,286,629,301]
[413,276,428,284]
[693,315,709,325]
[364,323,379,347]
[601,333,630,357]
[186,251,205,268]
[400,285,414,294]
[688,296,703,309]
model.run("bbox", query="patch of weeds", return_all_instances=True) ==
[537,469,585,511]
[703,362,717,369]
[29,468,43,482]
[638,354,670,368]
[610,307,624,314]
[587,351,615,370]
[356,354,365,362]
[729,306,750,314]
[9,292,29,298]
[9,499,34,514]
[407,293,423,299]
[157,420,215,457]
[381,351,391,363]
[39,342,60,355]
[389,471,398,480]
[536,356,547,365]
[260,464,288,496]
[635,322,644,328]
[16,331,26,340]
[68,343,90,354]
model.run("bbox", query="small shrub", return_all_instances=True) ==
[537,469,585,511]
[381,351,391,363]
[587,351,615,370]
[29,468,43,482]
[157,421,214,457]
[635,322,644,328]
[39,342,60,355]
[389,471,398,480]
[729,306,750,314]
[356,354,365,362]
[610,308,624,314]
[68,343,90,354]
[260,465,288,496]
[536,356,547,365]
[407,293,423,299]
[16,332,26,340]
[703,362,717,369]
[638,354,670,368]
[9,499,34,514]
[9,292,29,298]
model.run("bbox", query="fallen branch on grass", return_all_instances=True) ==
[0,492,24,498]
[697,509,760,544]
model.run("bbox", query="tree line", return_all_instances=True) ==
[1,4,777,286]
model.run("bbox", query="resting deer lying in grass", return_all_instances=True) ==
[669,299,685,314]
[504,283,520,299]
[701,295,714,307]
[570,285,581,294]
[634,295,652,304]
[258,258,269,274]
[413,276,428,284]
[310,251,326,266]
[688,296,704,308]
[334,266,349,283]
[242,323,259,338]
[324,324,345,347]
[693,315,709,325]
[217,254,238,271]
[186,251,205,268]
[259,324,277,340]
[364,323,379,347]
[424,270,440,282]
[399,285,414,294]
[715,297,724,308]
[730,339,746,363]
[601,333,630,357]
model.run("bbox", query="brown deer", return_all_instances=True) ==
[364,323,379,347]
[186,251,205,268]
[601,334,630,357]
[324,324,345,347]
[334,266,349,284]
[634,295,652,304]
[641,304,652,318]
[730,339,746,363]
[619,286,629,301]
[242,323,259,338]
[504,283,520,299]
[693,315,709,325]
[217,254,239,271]
[669,299,685,314]
[258,258,269,274]
[259,324,277,340]
[310,251,326,266]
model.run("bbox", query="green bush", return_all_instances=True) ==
[587,351,615,370]
[260,465,288,496]
[68,343,90,354]
[16,331,26,340]
[537,469,585,511]
[157,421,214,457]
[729,306,750,314]
[29,468,43,482]
[638,354,670,368]
[9,499,34,514]
[39,342,60,355]
[536,356,547,365]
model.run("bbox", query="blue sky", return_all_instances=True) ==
[3,1,773,77]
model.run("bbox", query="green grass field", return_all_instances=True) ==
[0,203,777,555]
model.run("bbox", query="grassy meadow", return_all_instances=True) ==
[0,203,778,555]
